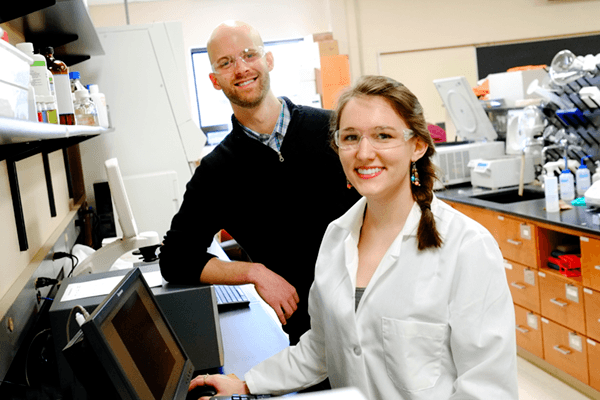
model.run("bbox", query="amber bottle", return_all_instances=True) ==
[42,47,75,125]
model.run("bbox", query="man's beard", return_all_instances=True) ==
[223,72,270,108]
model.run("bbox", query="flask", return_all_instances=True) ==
[576,156,592,197]
[544,172,560,213]
[88,84,109,128]
[41,47,75,125]
[559,169,575,201]
[70,71,85,94]
[73,89,99,126]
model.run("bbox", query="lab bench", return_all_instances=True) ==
[436,183,600,398]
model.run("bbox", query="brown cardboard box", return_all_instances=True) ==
[318,40,339,57]
[317,55,350,109]
[312,32,334,42]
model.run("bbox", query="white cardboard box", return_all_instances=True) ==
[487,69,548,107]
[0,39,32,120]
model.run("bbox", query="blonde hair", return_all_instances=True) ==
[330,75,442,250]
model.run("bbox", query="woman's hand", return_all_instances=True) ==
[188,373,250,400]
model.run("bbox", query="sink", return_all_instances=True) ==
[469,188,545,204]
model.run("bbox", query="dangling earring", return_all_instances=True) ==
[411,162,420,186]
[347,179,353,189]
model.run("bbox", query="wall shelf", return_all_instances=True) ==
[2,0,104,66]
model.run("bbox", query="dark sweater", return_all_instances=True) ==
[159,97,360,344]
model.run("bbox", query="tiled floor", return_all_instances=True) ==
[518,356,593,399]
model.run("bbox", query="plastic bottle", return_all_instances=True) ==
[42,47,75,125]
[15,43,52,98]
[36,96,44,122]
[73,89,99,126]
[576,156,592,197]
[559,168,575,201]
[88,84,109,128]
[544,172,560,212]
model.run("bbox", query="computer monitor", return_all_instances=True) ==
[73,158,160,276]
[63,268,194,400]
[433,76,498,142]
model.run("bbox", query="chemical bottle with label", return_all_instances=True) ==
[73,89,99,126]
[70,71,85,94]
[44,95,59,124]
[15,43,52,100]
[41,47,74,125]
[88,84,109,128]
[576,155,592,197]
[559,168,575,201]
[543,165,560,212]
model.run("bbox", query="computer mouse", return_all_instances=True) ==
[187,385,218,400]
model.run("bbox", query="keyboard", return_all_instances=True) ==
[214,285,250,310]
[211,395,271,399]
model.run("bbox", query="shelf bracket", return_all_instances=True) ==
[42,151,57,218]
[7,159,28,252]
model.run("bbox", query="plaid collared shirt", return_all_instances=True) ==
[237,98,290,157]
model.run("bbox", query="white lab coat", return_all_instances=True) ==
[245,196,518,400]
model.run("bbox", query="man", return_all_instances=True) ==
[159,20,359,345]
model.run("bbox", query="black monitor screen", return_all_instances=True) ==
[81,268,192,400]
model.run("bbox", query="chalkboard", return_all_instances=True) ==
[476,33,600,79]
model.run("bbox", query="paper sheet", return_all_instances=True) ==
[61,270,164,302]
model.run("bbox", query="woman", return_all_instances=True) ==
[191,76,518,399]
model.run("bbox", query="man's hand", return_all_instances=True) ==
[189,373,248,400]
[200,258,300,325]
[250,265,300,325]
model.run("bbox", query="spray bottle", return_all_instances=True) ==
[543,164,560,212]
[576,155,592,197]
[559,156,575,201]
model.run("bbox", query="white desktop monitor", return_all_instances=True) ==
[433,76,498,142]
[105,158,138,239]
[72,158,159,276]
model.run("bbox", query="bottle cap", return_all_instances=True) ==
[74,89,91,100]
[16,42,34,54]
[69,71,81,80]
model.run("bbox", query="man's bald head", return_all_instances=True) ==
[207,20,265,63]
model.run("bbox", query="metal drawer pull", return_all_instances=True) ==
[507,239,522,246]
[553,345,571,355]
[595,266,600,271]
[515,325,529,333]
[550,298,568,307]
[510,282,526,290]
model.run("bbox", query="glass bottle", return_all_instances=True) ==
[42,46,75,125]
[74,89,99,126]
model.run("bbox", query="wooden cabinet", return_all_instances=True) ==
[495,215,538,267]
[581,236,600,292]
[538,270,586,335]
[588,338,600,392]
[515,304,544,359]
[505,260,540,313]
[542,317,589,384]
[584,288,600,342]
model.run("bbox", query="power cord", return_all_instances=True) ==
[66,305,90,343]
[52,251,79,278]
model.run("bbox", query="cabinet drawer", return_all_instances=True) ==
[584,288,600,342]
[538,271,586,334]
[504,260,540,313]
[541,317,589,384]
[580,236,600,292]
[496,215,537,267]
[514,304,544,359]
[588,338,600,392]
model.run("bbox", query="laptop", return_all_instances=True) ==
[63,268,194,400]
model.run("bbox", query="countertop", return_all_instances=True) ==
[435,183,600,238]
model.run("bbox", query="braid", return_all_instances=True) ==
[412,156,443,250]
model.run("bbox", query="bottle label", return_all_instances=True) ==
[47,108,58,124]
[54,74,75,114]
[30,66,51,96]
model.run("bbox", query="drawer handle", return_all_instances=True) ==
[550,298,568,307]
[595,266,600,271]
[510,282,526,290]
[553,345,571,355]
[507,239,522,246]
[515,325,529,334]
